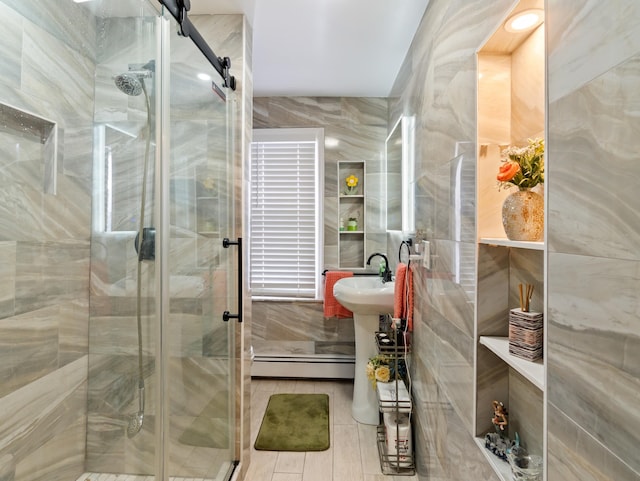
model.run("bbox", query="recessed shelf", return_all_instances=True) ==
[475,0,546,474]
[473,437,511,481]
[480,238,544,250]
[479,336,544,390]
[1,102,58,195]
[338,160,366,268]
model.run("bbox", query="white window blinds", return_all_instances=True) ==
[250,128,324,299]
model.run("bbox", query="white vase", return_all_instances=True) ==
[502,189,544,241]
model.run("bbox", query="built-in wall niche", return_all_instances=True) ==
[477,0,545,240]
[474,1,546,480]
[0,102,58,195]
[195,165,220,235]
[338,160,366,268]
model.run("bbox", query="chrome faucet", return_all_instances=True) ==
[366,252,392,283]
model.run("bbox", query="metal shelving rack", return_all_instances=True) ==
[374,325,415,476]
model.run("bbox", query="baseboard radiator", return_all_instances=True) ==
[251,354,355,379]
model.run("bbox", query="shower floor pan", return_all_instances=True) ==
[77,472,228,481]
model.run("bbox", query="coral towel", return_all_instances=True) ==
[324,271,354,318]
[393,263,414,331]
[393,263,407,319]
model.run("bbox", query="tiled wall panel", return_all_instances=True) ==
[547,0,640,479]
[0,1,94,479]
[388,0,515,478]
[252,97,387,358]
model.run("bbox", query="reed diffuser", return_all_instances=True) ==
[509,283,543,361]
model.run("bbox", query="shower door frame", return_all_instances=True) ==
[156,11,170,480]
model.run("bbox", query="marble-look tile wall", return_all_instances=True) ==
[251,97,387,359]
[0,0,95,480]
[388,0,517,479]
[546,1,640,479]
[0,3,247,480]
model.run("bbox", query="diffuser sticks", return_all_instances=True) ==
[518,283,534,312]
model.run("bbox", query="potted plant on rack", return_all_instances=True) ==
[365,354,407,389]
[496,137,544,241]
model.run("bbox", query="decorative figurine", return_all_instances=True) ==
[492,400,508,432]
[484,400,514,461]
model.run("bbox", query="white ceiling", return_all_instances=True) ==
[190,0,430,97]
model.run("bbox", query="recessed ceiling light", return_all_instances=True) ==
[325,137,339,148]
[197,73,212,81]
[504,9,544,33]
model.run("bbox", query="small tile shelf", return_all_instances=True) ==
[0,102,58,195]
[473,437,512,481]
[480,238,544,251]
[479,336,544,391]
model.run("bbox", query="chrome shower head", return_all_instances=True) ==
[114,60,154,97]
[114,73,145,96]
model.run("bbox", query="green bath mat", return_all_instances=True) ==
[254,393,330,451]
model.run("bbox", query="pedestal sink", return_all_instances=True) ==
[333,276,395,424]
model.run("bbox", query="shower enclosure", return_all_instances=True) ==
[0,1,239,480]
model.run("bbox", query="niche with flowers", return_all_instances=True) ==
[338,160,366,268]
[474,0,546,477]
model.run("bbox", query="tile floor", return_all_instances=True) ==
[245,378,418,481]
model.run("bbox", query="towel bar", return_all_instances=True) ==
[322,269,379,277]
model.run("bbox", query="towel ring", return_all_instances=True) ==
[398,239,412,265]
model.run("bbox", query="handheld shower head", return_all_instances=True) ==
[127,410,144,438]
[126,384,145,438]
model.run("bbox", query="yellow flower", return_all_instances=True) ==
[375,365,391,383]
[345,175,358,187]
[366,362,375,382]
[202,176,215,190]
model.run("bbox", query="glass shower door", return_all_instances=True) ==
[162,11,237,480]
[88,1,161,478]
[88,2,237,480]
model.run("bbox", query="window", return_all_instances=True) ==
[250,128,324,299]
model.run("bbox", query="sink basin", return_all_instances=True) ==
[333,276,395,315]
[333,276,396,425]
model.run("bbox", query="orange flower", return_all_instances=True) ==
[497,161,520,182]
